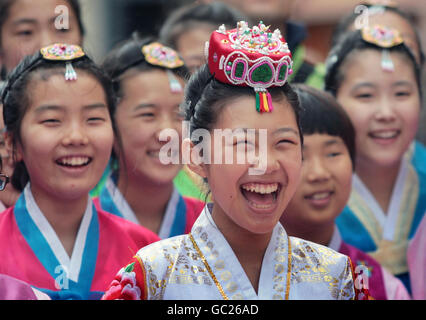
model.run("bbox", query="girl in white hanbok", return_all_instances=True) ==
[103,21,364,300]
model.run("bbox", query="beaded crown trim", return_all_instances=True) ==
[206,21,293,113]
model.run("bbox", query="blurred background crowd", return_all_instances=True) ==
[76,0,426,143]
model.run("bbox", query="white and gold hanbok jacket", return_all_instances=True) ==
[103,205,358,300]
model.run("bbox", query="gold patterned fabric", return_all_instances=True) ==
[133,205,355,300]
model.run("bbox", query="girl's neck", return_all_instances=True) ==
[29,185,89,256]
[116,172,174,234]
[355,159,401,214]
[212,205,272,294]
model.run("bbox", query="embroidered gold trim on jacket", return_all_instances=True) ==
[189,233,229,300]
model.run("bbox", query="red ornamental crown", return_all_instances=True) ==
[206,21,293,113]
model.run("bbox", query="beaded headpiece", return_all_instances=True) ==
[141,42,185,93]
[142,42,184,69]
[109,40,185,93]
[40,43,85,80]
[1,43,86,105]
[361,25,403,71]
[206,21,293,113]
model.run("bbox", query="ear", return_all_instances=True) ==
[4,131,22,163]
[182,138,207,179]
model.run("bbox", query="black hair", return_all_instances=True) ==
[293,84,356,168]
[102,34,189,100]
[0,0,85,79]
[330,3,425,66]
[2,48,116,192]
[184,63,304,146]
[325,29,422,99]
[159,1,249,50]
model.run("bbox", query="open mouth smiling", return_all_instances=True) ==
[56,156,92,168]
[240,182,282,210]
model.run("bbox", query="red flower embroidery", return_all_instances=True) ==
[102,262,141,300]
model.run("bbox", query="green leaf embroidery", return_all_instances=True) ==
[124,262,135,273]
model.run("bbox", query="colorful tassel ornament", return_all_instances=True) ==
[255,89,273,113]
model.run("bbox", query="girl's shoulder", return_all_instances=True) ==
[289,236,351,270]
[134,234,191,273]
[288,236,362,299]
[136,233,189,259]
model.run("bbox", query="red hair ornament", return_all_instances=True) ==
[206,21,293,113]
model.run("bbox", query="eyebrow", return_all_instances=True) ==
[351,82,376,91]
[83,103,108,111]
[233,127,299,136]
[273,127,300,136]
[34,103,107,113]
[34,105,63,114]
[12,15,60,25]
[392,80,414,88]
[323,138,341,147]
[302,137,343,149]
[133,103,156,112]
[12,18,37,26]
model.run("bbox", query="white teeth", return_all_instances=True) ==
[250,202,273,209]
[242,183,278,194]
[310,192,331,200]
[370,131,398,139]
[58,156,89,166]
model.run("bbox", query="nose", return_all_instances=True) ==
[249,149,280,176]
[306,156,331,183]
[375,96,396,123]
[156,115,179,143]
[61,122,89,146]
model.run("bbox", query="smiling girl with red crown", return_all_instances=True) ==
[103,22,367,300]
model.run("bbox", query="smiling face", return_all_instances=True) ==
[193,94,302,235]
[115,69,185,186]
[14,71,113,201]
[0,0,82,73]
[336,49,420,170]
[282,134,353,232]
